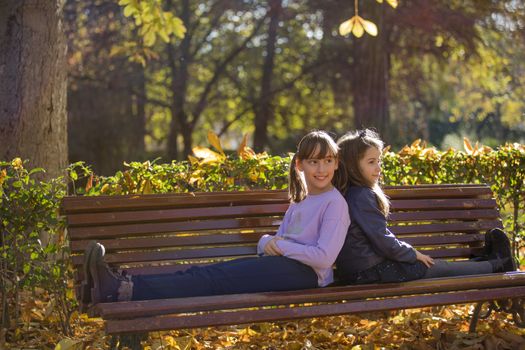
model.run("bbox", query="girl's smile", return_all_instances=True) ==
[297,149,338,195]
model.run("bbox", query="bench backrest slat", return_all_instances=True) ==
[388,209,500,221]
[61,191,290,213]
[66,203,289,226]
[390,220,502,235]
[67,217,281,240]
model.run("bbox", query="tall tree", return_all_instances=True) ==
[253,0,282,152]
[164,0,266,158]
[0,0,68,179]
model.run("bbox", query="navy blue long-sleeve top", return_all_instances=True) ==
[335,185,417,279]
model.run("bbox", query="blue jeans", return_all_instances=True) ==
[131,256,318,300]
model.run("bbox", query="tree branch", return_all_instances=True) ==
[189,13,268,128]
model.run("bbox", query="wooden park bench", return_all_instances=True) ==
[61,184,525,348]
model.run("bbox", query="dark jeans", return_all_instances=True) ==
[341,258,494,285]
[354,260,427,284]
[342,259,428,284]
[131,256,319,300]
[423,259,492,278]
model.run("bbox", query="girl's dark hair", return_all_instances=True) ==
[289,130,345,202]
[337,129,390,216]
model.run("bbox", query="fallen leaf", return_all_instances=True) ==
[54,338,83,350]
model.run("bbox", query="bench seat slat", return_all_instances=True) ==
[105,285,525,334]
[96,272,525,319]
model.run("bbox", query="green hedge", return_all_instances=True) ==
[0,140,524,337]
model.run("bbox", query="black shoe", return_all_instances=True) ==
[80,241,98,311]
[90,243,131,303]
[487,228,516,272]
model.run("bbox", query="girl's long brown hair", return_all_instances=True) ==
[289,130,345,202]
[337,129,390,216]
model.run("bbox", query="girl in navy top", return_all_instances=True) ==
[335,129,515,284]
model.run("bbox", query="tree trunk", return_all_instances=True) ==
[350,3,391,141]
[133,62,146,158]
[166,0,191,160]
[253,0,282,152]
[0,0,67,180]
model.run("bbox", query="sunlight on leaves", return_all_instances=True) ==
[192,146,224,163]
[238,134,257,160]
[207,131,225,155]
[118,0,186,48]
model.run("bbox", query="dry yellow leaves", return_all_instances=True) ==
[207,130,225,155]
[463,137,493,155]
[11,157,23,170]
[0,169,7,186]
[191,146,225,163]
[238,134,257,160]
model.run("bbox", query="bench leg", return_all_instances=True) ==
[110,332,148,350]
[470,298,525,332]
[509,298,525,327]
[469,303,483,333]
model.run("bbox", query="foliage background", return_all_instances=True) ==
[64,0,525,175]
[1,138,524,346]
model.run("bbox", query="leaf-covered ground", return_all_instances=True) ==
[4,290,525,350]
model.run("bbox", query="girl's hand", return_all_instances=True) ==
[264,237,284,256]
[415,250,434,268]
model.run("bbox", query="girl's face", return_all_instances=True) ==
[296,146,338,195]
[358,146,382,186]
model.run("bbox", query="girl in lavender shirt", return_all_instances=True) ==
[83,131,350,304]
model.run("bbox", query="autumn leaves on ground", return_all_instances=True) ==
[7,289,525,350]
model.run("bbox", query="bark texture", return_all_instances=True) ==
[351,2,391,141]
[0,0,67,179]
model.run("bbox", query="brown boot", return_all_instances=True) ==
[89,243,133,304]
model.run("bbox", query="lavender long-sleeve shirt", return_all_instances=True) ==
[257,187,350,287]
